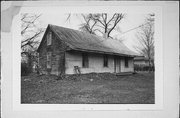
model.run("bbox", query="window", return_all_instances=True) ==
[103,54,108,67]
[125,57,129,68]
[47,52,52,68]
[47,32,52,46]
[82,53,88,68]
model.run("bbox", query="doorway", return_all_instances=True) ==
[114,56,121,73]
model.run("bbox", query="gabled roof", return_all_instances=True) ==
[38,24,138,57]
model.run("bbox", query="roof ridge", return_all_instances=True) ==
[49,24,105,40]
[46,24,138,57]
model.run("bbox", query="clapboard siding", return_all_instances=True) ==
[65,51,134,74]
[65,51,114,74]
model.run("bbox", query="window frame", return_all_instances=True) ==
[47,32,52,46]
[103,54,108,67]
[47,52,52,68]
[82,53,89,68]
[125,57,129,68]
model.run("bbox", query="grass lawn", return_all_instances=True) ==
[21,72,154,104]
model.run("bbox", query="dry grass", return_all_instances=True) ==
[21,72,154,104]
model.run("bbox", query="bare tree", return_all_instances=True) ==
[21,13,44,52]
[66,13,125,38]
[79,14,98,34]
[21,13,44,73]
[80,13,125,38]
[136,14,155,71]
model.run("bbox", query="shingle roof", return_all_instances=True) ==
[46,24,138,57]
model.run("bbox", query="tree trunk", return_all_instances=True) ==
[148,58,151,73]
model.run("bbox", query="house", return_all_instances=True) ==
[134,56,155,71]
[37,24,138,75]
[134,56,149,66]
[134,56,154,66]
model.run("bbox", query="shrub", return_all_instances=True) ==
[21,62,30,76]
[134,64,154,72]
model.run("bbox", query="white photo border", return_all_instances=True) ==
[12,3,163,111]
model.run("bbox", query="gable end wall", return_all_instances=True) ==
[38,29,68,75]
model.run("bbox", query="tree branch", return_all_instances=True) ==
[107,14,124,37]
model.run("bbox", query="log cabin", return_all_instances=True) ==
[37,24,138,75]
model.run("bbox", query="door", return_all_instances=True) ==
[114,56,121,73]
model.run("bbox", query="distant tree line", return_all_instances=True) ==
[134,64,155,72]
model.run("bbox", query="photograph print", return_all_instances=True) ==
[21,13,155,104]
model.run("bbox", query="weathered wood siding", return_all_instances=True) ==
[65,51,134,74]
[38,30,67,75]
[65,51,115,74]
[120,57,134,72]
